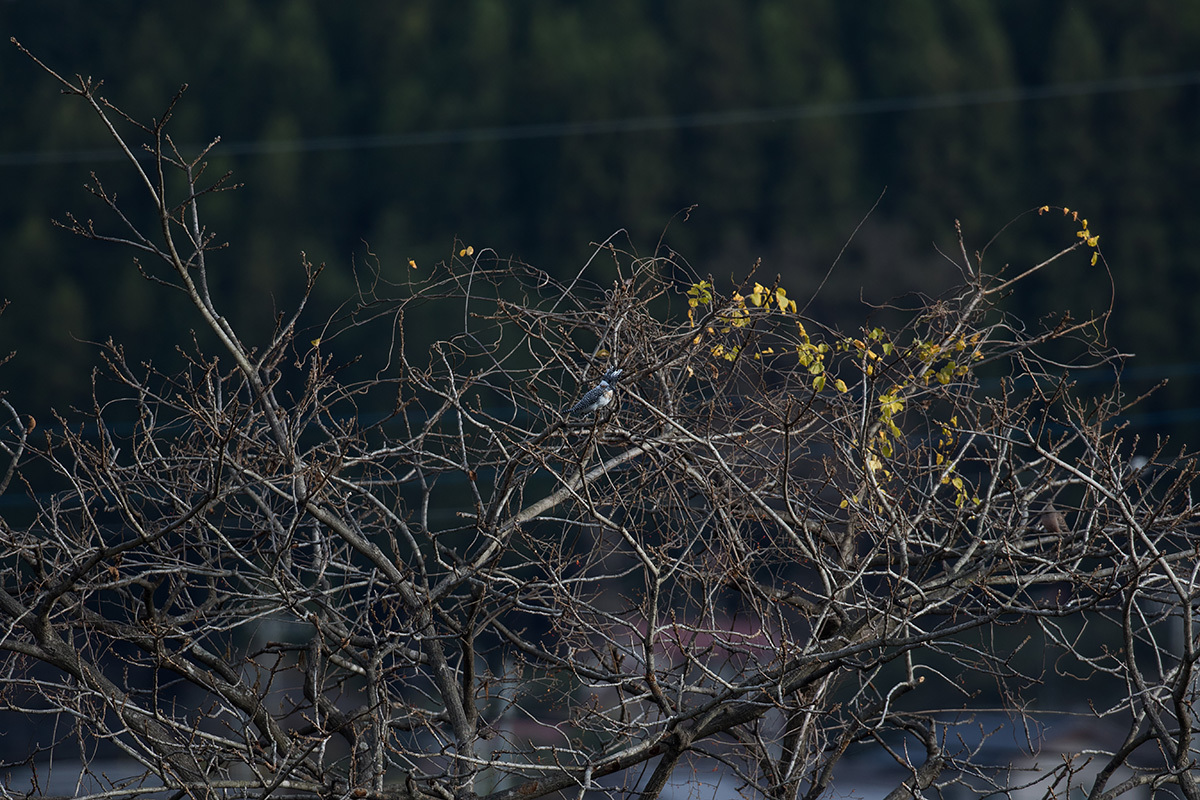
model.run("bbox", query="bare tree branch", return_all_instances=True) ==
[4,44,1200,800]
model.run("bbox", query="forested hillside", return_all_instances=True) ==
[3,1,1199,437]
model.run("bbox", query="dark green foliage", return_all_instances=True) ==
[3,1,1199,438]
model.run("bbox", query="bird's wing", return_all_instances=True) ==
[567,384,603,415]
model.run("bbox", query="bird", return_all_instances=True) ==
[1040,502,1069,534]
[566,368,623,416]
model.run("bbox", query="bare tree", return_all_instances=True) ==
[3,45,1199,800]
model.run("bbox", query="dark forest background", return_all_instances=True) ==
[3,1,1199,444]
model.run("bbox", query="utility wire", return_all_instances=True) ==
[3,70,1199,167]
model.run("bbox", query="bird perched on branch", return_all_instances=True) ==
[1040,502,1069,534]
[567,368,623,417]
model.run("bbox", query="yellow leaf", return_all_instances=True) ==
[834,378,848,393]
[310,338,321,347]
[408,258,418,269]
[813,374,826,392]
[879,392,904,416]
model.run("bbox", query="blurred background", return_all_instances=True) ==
[2,0,1199,444]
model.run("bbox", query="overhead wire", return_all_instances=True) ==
[2,70,1199,167]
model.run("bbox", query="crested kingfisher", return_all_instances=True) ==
[566,368,623,416]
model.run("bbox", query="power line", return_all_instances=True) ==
[3,70,1199,167]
